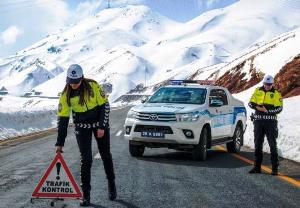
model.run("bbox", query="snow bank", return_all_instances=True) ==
[0,96,57,140]
[0,110,57,140]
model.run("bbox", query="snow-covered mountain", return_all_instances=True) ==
[0,5,181,98]
[189,28,300,96]
[139,0,300,85]
[1,0,300,101]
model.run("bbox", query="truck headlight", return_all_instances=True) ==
[176,111,200,122]
[127,109,138,119]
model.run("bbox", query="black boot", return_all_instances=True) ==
[108,180,117,201]
[80,192,90,207]
[249,166,261,174]
[271,166,278,176]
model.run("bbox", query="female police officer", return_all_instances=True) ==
[55,64,116,206]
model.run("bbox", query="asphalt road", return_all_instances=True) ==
[0,106,299,208]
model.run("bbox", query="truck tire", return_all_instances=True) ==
[227,123,243,153]
[192,127,208,161]
[129,141,145,157]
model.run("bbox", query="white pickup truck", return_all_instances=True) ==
[124,80,247,161]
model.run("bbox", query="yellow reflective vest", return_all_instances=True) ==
[58,81,108,117]
[56,80,109,146]
[249,87,283,120]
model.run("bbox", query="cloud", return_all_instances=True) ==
[0,0,71,56]
[205,0,222,9]
[196,0,237,10]
[30,0,71,33]
[100,0,144,7]
[0,25,23,44]
[75,0,103,21]
[111,0,144,5]
[73,0,145,22]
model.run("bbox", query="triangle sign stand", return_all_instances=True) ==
[31,152,82,199]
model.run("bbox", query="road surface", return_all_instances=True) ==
[0,106,299,208]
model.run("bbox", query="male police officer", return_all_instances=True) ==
[248,75,283,175]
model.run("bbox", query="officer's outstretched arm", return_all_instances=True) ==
[56,117,70,146]
[55,93,71,146]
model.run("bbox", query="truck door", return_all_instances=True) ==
[208,89,232,138]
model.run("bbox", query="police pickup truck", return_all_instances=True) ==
[124,80,247,161]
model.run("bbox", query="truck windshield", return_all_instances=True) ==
[148,87,207,105]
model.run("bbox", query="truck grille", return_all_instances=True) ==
[136,112,176,122]
[134,125,173,134]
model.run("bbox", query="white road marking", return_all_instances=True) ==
[116,130,122,137]
[94,153,101,159]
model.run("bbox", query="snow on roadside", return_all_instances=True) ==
[0,95,57,140]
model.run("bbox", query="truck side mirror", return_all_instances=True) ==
[141,96,148,103]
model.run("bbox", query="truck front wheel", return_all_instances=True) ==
[192,127,208,161]
[226,123,243,153]
[129,141,145,157]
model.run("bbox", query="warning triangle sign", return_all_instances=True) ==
[32,152,82,199]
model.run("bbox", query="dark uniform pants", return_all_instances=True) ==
[253,120,279,169]
[75,127,115,194]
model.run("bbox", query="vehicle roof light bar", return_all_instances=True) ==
[169,80,215,85]
[196,80,215,85]
[169,80,196,85]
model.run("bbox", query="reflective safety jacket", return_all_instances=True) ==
[248,86,283,120]
[56,80,109,146]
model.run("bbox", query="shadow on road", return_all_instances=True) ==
[137,149,300,179]
[90,203,106,208]
[238,150,300,179]
[115,199,139,208]
[90,199,139,208]
[137,149,250,169]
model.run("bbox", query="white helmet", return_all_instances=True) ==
[263,75,274,84]
[66,64,83,84]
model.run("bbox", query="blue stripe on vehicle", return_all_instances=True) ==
[199,107,246,128]
[211,114,234,128]
[233,106,247,124]
[200,110,211,116]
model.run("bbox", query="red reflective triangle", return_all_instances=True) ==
[32,152,82,199]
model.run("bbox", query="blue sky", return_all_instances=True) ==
[0,0,237,57]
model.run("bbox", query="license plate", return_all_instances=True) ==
[141,131,165,138]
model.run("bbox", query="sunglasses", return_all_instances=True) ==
[264,83,273,86]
